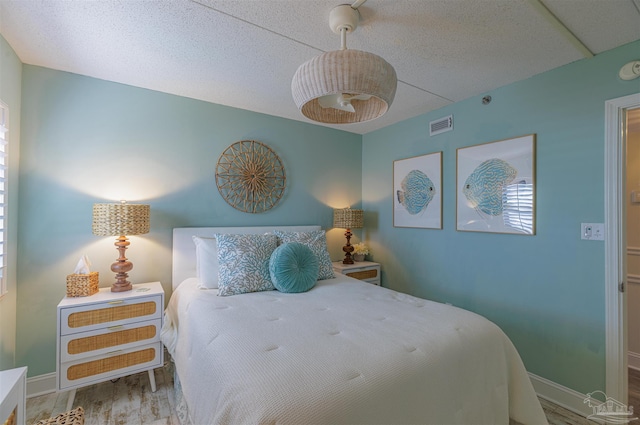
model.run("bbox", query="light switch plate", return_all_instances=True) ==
[581,223,604,241]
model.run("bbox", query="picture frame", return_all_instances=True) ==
[393,151,442,229]
[456,134,536,235]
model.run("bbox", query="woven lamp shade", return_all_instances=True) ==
[92,203,150,236]
[292,49,397,124]
[333,208,364,229]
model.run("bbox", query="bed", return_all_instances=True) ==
[161,225,547,425]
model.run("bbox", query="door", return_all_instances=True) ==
[605,93,640,403]
[627,108,640,409]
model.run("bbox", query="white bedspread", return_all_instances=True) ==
[161,277,547,425]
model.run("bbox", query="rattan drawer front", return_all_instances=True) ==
[67,348,155,381]
[59,342,162,390]
[60,319,161,363]
[60,294,162,335]
[68,325,155,354]
[346,269,378,280]
[68,302,155,328]
[333,263,381,286]
[3,408,16,425]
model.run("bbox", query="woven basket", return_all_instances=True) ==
[35,407,84,425]
[66,272,99,297]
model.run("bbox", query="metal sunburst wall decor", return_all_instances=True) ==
[215,140,286,213]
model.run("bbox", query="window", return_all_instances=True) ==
[0,102,7,297]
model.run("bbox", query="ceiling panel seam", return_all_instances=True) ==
[527,0,594,58]
[190,0,324,53]
[188,0,453,104]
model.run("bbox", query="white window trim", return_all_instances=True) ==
[0,101,8,299]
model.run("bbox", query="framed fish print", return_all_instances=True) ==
[456,134,536,235]
[393,152,442,229]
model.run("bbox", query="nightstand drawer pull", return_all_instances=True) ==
[68,302,157,328]
[66,348,156,381]
[106,350,123,356]
[108,325,124,331]
[67,325,157,355]
[108,300,124,305]
[346,269,378,280]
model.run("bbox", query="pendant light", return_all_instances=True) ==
[291,4,397,124]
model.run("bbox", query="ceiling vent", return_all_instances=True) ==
[429,115,453,136]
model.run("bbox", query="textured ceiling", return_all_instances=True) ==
[1,0,639,134]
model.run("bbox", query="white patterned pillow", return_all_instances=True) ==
[215,233,278,296]
[273,230,335,280]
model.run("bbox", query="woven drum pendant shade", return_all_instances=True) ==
[292,49,397,124]
[92,203,150,236]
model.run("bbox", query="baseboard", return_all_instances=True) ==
[529,372,592,418]
[629,351,640,371]
[23,369,598,417]
[26,372,56,398]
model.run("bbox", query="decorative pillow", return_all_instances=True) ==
[215,233,278,296]
[273,230,335,280]
[269,242,319,293]
[192,236,218,289]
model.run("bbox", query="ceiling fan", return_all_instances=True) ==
[316,0,373,114]
[291,0,397,124]
[318,93,372,113]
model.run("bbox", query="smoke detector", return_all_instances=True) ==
[619,61,640,81]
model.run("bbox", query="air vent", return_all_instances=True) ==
[429,115,453,136]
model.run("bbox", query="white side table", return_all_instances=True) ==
[57,282,164,410]
[333,261,381,286]
[0,366,27,425]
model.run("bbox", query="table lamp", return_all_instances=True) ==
[92,201,150,292]
[333,208,363,265]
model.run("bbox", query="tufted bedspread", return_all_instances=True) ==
[161,276,547,425]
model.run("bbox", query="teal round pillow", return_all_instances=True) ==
[269,242,319,293]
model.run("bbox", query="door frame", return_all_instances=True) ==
[605,92,640,402]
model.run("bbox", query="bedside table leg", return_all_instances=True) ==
[148,369,157,392]
[65,388,76,411]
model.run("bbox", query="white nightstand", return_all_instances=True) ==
[57,281,164,410]
[333,261,381,286]
[0,367,26,425]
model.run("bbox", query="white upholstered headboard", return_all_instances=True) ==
[172,225,321,290]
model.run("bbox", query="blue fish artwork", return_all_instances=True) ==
[463,158,517,216]
[397,170,435,215]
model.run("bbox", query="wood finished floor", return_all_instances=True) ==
[26,361,626,425]
[26,359,177,425]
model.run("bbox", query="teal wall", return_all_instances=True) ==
[362,40,640,394]
[9,35,640,395]
[0,35,22,371]
[17,65,362,376]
